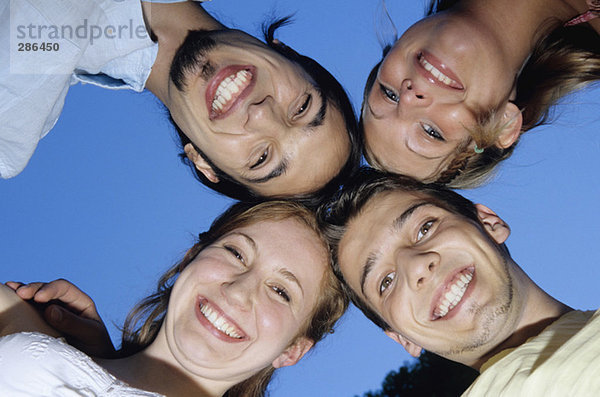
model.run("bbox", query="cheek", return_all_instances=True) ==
[201,139,242,162]
[364,118,400,161]
[380,44,408,79]
[257,302,292,333]
[255,303,300,351]
[184,256,236,284]
[386,292,412,330]
[440,111,476,142]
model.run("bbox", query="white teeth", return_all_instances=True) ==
[419,55,459,87]
[200,302,243,339]
[434,271,473,319]
[437,302,448,317]
[211,69,252,112]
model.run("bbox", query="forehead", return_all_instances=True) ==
[233,218,327,276]
[339,191,432,281]
[342,190,425,245]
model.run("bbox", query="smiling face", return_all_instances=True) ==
[362,12,520,181]
[337,190,525,365]
[162,218,326,384]
[168,30,350,197]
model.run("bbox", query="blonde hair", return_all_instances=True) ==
[363,2,600,188]
[440,24,600,187]
[119,201,348,397]
[438,108,517,188]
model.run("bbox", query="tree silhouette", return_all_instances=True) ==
[359,352,478,397]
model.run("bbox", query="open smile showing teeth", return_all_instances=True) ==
[211,69,251,113]
[418,53,462,89]
[199,300,244,339]
[433,268,474,319]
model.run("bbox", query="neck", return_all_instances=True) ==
[96,330,234,397]
[141,1,224,104]
[455,0,582,79]
[470,263,573,371]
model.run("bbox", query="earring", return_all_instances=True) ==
[474,144,484,154]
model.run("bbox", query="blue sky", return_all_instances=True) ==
[2,1,600,396]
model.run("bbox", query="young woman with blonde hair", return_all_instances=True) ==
[362,0,600,187]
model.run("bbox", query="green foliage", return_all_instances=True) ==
[359,352,478,397]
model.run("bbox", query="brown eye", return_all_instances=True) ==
[295,94,312,118]
[271,285,291,302]
[379,272,396,295]
[250,150,268,169]
[224,245,245,265]
[417,220,435,242]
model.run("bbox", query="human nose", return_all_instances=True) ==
[399,250,439,290]
[220,272,256,310]
[246,96,285,133]
[398,79,432,109]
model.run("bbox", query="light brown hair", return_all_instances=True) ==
[120,201,348,397]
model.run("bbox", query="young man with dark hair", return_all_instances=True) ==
[323,168,600,395]
[1,1,359,201]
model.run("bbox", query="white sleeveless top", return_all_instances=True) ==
[0,332,165,396]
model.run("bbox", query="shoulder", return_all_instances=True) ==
[0,283,60,338]
[0,332,104,394]
[0,331,166,397]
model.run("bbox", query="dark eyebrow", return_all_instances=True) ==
[391,202,430,232]
[243,157,289,184]
[359,201,430,296]
[360,252,379,296]
[307,89,327,129]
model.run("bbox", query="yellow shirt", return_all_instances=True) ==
[462,309,600,396]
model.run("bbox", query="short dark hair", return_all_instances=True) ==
[319,167,481,330]
[171,17,361,206]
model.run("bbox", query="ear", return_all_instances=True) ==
[494,102,522,149]
[183,143,219,183]
[384,330,423,358]
[475,204,511,244]
[272,337,314,368]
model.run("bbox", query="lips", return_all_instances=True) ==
[205,65,256,120]
[196,297,247,342]
[431,266,474,320]
[416,51,464,90]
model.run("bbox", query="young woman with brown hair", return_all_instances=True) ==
[0,201,348,396]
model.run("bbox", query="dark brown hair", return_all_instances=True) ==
[319,167,481,330]
[172,16,361,206]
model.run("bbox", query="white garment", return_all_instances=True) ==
[462,309,600,397]
[0,332,165,396]
[0,0,201,178]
